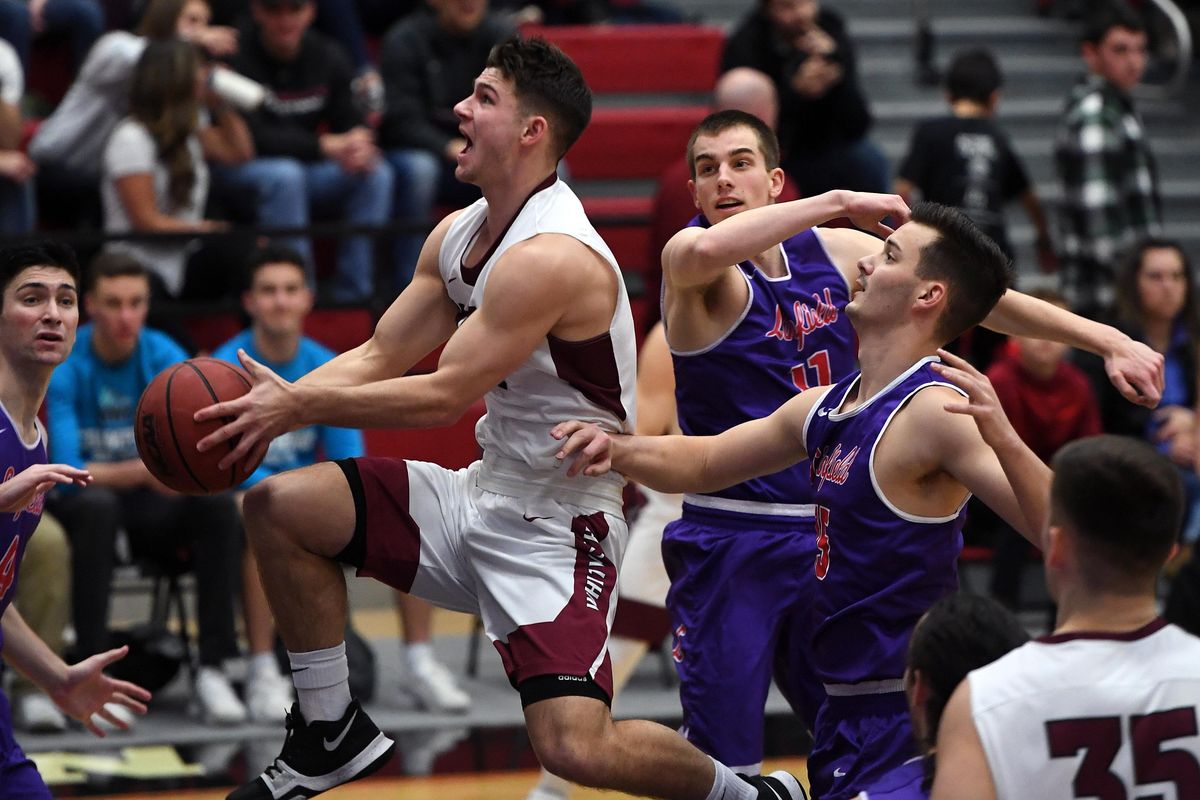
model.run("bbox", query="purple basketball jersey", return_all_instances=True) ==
[672,223,856,505]
[0,405,49,656]
[802,357,967,685]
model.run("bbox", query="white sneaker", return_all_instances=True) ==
[13,693,67,733]
[91,701,137,733]
[407,658,470,714]
[245,669,295,723]
[195,666,248,726]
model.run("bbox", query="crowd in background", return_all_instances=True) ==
[0,0,1197,756]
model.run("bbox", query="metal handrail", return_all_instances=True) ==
[1139,0,1193,101]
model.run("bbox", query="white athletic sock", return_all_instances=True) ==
[529,767,572,799]
[288,643,352,723]
[405,641,435,674]
[248,651,280,679]
[705,757,757,800]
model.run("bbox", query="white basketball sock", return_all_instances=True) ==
[705,756,757,800]
[288,642,352,722]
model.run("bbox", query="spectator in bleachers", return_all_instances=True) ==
[1079,239,1200,541]
[29,0,241,228]
[646,67,800,331]
[0,0,103,76]
[720,0,889,197]
[45,252,248,727]
[1055,1,1160,316]
[213,0,393,303]
[493,0,682,24]
[0,36,33,234]
[896,47,1054,271]
[978,287,1101,610]
[9,514,71,733]
[101,38,254,303]
[378,0,514,290]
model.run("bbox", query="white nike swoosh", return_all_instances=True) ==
[817,408,830,417]
[833,767,847,778]
[323,709,358,751]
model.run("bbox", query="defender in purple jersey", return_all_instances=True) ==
[651,110,1166,779]
[0,241,150,800]
[556,203,1085,799]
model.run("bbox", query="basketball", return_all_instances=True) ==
[135,357,262,494]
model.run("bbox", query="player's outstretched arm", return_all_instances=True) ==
[299,212,463,389]
[0,463,90,513]
[554,389,818,492]
[0,606,151,737]
[930,350,1051,543]
[662,189,909,290]
[982,289,1164,407]
[929,681,999,800]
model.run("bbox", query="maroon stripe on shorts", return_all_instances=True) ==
[493,512,618,698]
[352,457,421,592]
[611,597,672,644]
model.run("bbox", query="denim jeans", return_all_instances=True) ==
[0,0,104,71]
[0,177,34,234]
[210,156,394,302]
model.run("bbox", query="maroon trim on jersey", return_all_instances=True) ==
[548,332,628,422]
[492,512,617,698]
[1037,617,1168,644]
[459,173,559,286]
[351,457,421,592]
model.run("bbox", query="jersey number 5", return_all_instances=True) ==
[814,504,831,580]
[1046,707,1200,799]
[791,350,833,392]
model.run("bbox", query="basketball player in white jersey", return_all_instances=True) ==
[199,38,807,800]
[931,434,1200,800]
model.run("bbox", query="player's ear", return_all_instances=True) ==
[1044,523,1068,570]
[915,280,946,315]
[687,179,699,209]
[767,167,786,201]
[522,114,549,148]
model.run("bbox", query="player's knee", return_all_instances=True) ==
[529,730,605,788]
[242,475,293,546]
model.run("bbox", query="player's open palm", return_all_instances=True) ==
[0,463,90,513]
[842,191,911,238]
[194,348,296,472]
[51,645,152,737]
[932,349,1022,451]
[551,421,614,477]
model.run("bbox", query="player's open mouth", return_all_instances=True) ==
[715,199,742,210]
[460,130,473,155]
[35,331,63,342]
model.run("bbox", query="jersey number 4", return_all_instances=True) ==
[1046,707,1200,799]
[791,350,833,391]
[0,536,19,600]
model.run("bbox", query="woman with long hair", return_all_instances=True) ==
[101,37,253,301]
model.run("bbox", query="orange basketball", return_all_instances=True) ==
[135,358,262,494]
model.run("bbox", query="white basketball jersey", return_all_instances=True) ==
[439,175,637,514]
[970,619,1200,800]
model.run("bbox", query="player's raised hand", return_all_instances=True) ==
[0,463,90,513]
[1103,336,1164,408]
[194,348,296,471]
[840,190,911,238]
[551,421,615,477]
[50,645,152,738]
[931,349,1022,451]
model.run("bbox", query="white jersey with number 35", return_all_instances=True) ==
[969,619,1200,800]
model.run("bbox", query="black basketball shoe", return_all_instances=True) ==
[739,770,809,800]
[227,700,395,799]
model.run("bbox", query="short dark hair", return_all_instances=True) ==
[907,593,1029,785]
[910,202,1012,343]
[1083,1,1146,46]
[1050,435,1183,587]
[245,243,308,289]
[486,37,592,160]
[685,109,780,180]
[86,251,149,293]
[0,240,81,296]
[944,48,1003,104]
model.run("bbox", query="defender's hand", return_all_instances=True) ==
[551,421,614,478]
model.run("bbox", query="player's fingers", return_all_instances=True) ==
[583,458,612,477]
[942,400,981,417]
[89,645,129,671]
[1108,370,1143,407]
[237,348,266,378]
[96,704,130,730]
[84,717,105,738]
[110,690,149,714]
[555,427,596,460]
[869,221,895,238]
[935,348,982,377]
[217,430,260,472]
[550,420,583,440]
[193,397,243,425]
[196,412,252,453]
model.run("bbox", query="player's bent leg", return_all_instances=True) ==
[242,462,357,652]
